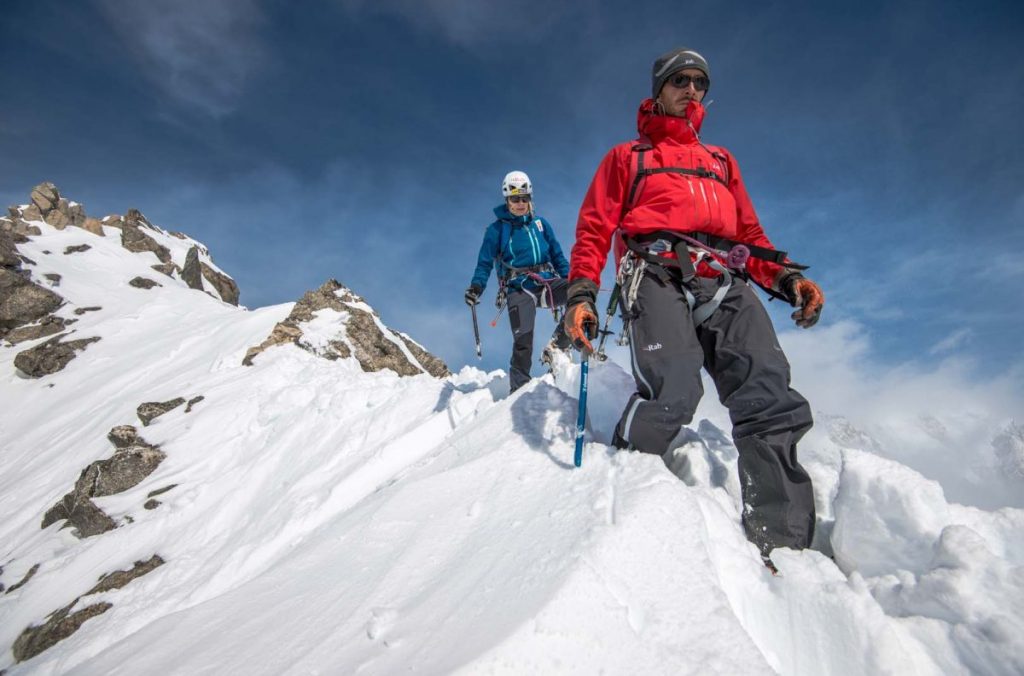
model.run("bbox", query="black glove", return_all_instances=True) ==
[780,273,824,328]
[464,284,483,306]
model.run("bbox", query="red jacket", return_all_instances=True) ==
[570,98,786,290]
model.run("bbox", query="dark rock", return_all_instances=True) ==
[243,322,304,366]
[41,497,116,537]
[5,563,40,595]
[74,306,102,315]
[87,555,164,595]
[107,424,146,449]
[3,315,67,345]
[44,272,61,285]
[124,208,152,229]
[344,309,423,376]
[14,334,100,377]
[144,499,160,510]
[12,602,112,663]
[1,230,20,267]
[137,398,186,426]
[151,262,179,278]
[11,554,163,662]
[44,208,70,230]
[185,396,204,412]
[398,333,451,378]
[181,246,203,290]
[81,217,105,236]
[23,205,44,222]
[67,202,87,227]
[0,268,64,333]
[42,426,164,537]
[129,276,160,289]
[147,484,177,498]
[63,244,91,254]
[121,219,171,263]
[200,262,240,305]
[30,182,58,213]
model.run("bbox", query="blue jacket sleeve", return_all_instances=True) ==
[470,222,501,291]
[542,218,570,278]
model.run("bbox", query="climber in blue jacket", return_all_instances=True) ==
[465,170,571,392]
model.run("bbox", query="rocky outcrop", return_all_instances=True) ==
[12,555,164,663]
[243,279,449,377]
[121,214,172,264]
[144,484,177,510]
[1,230,64,342]
[12,602,113,663]
[4,184,242,308]
[180,246,203,290]
[137,398,186,426]
[41,426,165,538]
[398,334,449,378]
[0,268,63,336]
[151,262,180,278]
[5,563,40,595]
[81,217,105,236]
[185,395,204,412]
[129,276,160,289]
[201,263,240,305]
[14,334,100,377]
[3,315,69,345]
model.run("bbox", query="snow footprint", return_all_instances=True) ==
[365,607,399,646]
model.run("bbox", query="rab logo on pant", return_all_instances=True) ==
[643,343,663,352]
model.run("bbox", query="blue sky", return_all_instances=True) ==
[2,0,1022,383]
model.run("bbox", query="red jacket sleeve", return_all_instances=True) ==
[724,151,787,289]
[569,144,630,286]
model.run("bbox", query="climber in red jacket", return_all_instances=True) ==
[564,47,825,568]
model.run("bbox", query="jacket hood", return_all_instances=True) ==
[637,97,705,144]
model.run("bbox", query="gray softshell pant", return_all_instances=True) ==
[507,278,570,392]
[617,269,815,555]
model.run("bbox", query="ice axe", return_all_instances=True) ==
[470,303,482,359]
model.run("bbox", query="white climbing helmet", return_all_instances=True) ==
[501,170,532,197]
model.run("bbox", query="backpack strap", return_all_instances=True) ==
[620,137,652,225]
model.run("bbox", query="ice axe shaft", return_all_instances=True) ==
[574,352,590,467]
[470,304,482,358]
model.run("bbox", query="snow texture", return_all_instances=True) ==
[1,221,1022,675]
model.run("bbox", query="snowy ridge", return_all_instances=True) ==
[1,221,1023,674]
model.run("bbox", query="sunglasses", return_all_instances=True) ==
[668,73,710,92]
[507,195,532,204]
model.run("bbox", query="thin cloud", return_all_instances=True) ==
[335,0,567,49]
[95,0,267,117]
[928,328,973,356]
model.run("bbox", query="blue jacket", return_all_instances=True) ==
[470,205,570,292]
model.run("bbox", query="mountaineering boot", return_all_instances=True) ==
[540,336,570,371]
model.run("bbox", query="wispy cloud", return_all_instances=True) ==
[95,0,267,117]
[334,0,568,49]
[928,327,973,356]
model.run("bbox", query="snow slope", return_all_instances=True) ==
[1,220,1022,675]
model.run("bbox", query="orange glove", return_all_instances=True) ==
[565,302,598,353]
[564,278,599,354]
[783,274,824,328]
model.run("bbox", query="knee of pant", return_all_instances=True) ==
[646,396,697,429]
